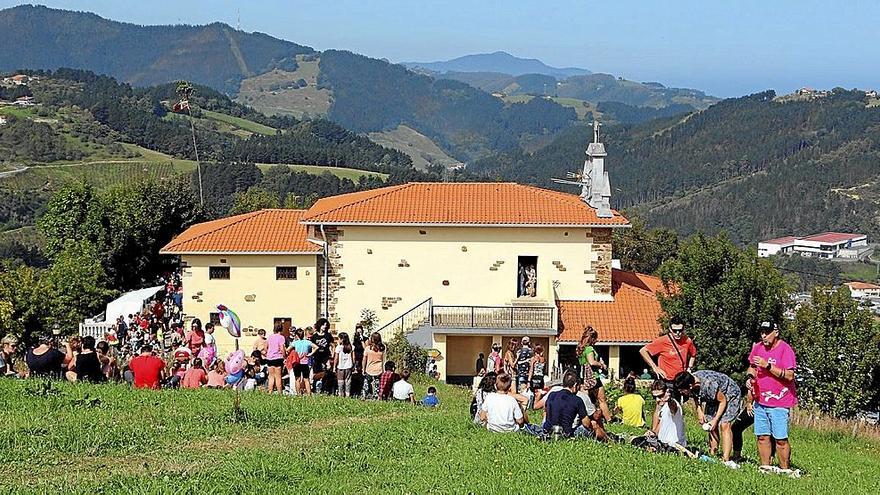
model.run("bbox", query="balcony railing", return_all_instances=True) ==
[431,305,555,329]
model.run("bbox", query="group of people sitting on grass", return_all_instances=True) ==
[3,315,441,408]
[472,318,800,477]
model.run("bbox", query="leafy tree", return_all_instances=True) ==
[38,177,202,290]
[0,264,53,345]
[657,233,791,377]
[789,287,880,418]
[612,215,678,274]
[229,187,281,215]
[44,240,115,332]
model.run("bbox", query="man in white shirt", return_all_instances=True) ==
[479,373,525,432]
[391,369,415,403]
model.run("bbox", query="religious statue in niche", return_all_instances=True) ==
[525,266,537,297]
[517,256,538,297]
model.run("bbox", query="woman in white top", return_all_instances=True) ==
[333,332,355,397]
[651,380,688,452]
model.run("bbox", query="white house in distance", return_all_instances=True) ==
[758,232,868,259]
[845,281,880,299]
[160,130,668,383]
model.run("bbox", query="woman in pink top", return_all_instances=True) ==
[265,322,287,394]
[181,358,208,388]
[206,360,227,388]
[361,332,385,400]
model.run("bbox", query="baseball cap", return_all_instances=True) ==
[521,336,530,345]
[759,321,777,333]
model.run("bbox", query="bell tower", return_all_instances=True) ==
[552,121,613,218]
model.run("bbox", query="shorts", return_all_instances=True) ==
[753,403,790,439]
[266,358,284,367]
[293,363,310,379]
[703,388,743,424]
[530,376,545,390]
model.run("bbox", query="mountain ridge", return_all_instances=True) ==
[403,51,591,78]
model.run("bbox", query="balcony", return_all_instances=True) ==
[431,305,555,330]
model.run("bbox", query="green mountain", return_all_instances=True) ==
[0,5,313,94]
[0,68,421,232]
[403,51,591,78]
[473,89,880,244]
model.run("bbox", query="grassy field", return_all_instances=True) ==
[1,379,877,494]
[839,260,878,282]
[258,163,388,181]
[236,56,333,119]
[200,109,277,136]
[367,124,461,171]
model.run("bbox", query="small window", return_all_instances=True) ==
[276,266,297,280]
[209,266,230,280]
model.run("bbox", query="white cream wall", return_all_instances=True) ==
[327,226,608,332]
[181,254,318,354]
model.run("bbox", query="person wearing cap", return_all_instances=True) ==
[486,342,503,374]
[515,336,533,394]
[639,316,697,385]
[748,321,799,476]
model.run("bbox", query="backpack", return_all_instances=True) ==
[284,348,299,370]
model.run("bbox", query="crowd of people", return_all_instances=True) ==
[1,302,441,408]
[472,318,800,477]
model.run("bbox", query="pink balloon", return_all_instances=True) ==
[198,345,215,365]
[225,350,245,375]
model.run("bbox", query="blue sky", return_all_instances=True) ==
[3,0,879,97]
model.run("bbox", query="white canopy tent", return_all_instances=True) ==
[103,285,164,323]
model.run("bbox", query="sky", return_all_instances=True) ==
[3,0,879,97]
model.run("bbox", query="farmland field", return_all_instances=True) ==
[200,109,277,136]
[258,163,388,181]
[1,379,877,494]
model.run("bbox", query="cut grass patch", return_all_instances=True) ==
[1,379,878,494]
[201,109,276,136]
[258,163,388,182]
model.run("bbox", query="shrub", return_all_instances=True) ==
[385,333,427,375]
[789,286,880,418]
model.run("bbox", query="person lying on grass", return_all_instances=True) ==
[480,373,531,433]
[675,370,743,468]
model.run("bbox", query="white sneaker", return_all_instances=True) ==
[723,460,741,469]
[759,465,780,474]
[778,468,801,478]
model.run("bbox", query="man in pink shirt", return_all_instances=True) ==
[747,321,798,476]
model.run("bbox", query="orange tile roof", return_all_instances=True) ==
[300,182,629,226]
[845,281,880,290]
[557,270,667,344]
[160,209,322,254]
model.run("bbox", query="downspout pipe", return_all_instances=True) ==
[319,224,329,318]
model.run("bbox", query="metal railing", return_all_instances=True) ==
[377,297,432,340]
[79,322,113,340]
[430,305,554,329]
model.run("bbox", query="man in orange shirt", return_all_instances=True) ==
[639,317,697,385]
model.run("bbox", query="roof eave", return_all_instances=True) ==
[299,221,631,228]
[159,250,322,255]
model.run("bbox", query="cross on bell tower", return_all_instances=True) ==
[551,121,613,218]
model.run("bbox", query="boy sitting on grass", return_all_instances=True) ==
[422,386,440,407]
[378,361,399,400]
[392,369,416,403]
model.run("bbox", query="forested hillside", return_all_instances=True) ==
[474,89,880,243]
[318,50,577,160]
[0,5,313,93]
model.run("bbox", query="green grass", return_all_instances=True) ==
[839,261,878,282]
[0,162,192,191]
[201,109,277,136]
[1,379,877,494]
[0,225,44,247]
[258,163,388,181]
